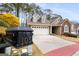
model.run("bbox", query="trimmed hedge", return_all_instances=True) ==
[63,32,77,38]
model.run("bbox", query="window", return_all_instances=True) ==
[64,25,69,32]
[78,30,79,34]
[77,27,79,34]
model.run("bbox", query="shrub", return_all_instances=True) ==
[0,13,20,27]
[0,27,7,44]
[0,26,7,35]
[0,13,20,44]
[0,13,20,35]
[0,19,10,27]
[63,32,77,38]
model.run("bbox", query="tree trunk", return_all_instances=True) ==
[16,4,20,17]
[26,14,27,27]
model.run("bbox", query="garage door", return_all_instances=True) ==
[32,26,49,35]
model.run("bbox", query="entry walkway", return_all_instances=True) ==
[33,35,76,55]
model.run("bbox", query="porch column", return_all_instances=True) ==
[77,29,79,35]
[49,26,52,35]
[59,27,62,35]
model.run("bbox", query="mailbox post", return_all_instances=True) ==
[5,27,33,56]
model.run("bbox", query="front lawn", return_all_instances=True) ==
[54,34,79,43]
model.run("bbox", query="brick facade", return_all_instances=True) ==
[61,19,71,35]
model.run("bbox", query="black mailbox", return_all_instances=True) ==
[6,27,33,48]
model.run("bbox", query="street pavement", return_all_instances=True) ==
[45,43,79,56]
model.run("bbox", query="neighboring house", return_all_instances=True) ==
[0,9,10,14]
[0,5,11,14]
[71,22,79,35]
[0,4,15,15]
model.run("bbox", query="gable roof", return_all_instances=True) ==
[60,18,72,26]
[27,13,79,28]
[50,16,63,26]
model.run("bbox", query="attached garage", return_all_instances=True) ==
[31,26,49,35]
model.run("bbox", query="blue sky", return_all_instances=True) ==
[37,3,79,22]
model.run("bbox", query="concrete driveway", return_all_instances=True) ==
[33,35,76,54]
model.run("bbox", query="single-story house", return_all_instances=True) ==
[27,13,75,35]
[27,13,79,36]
